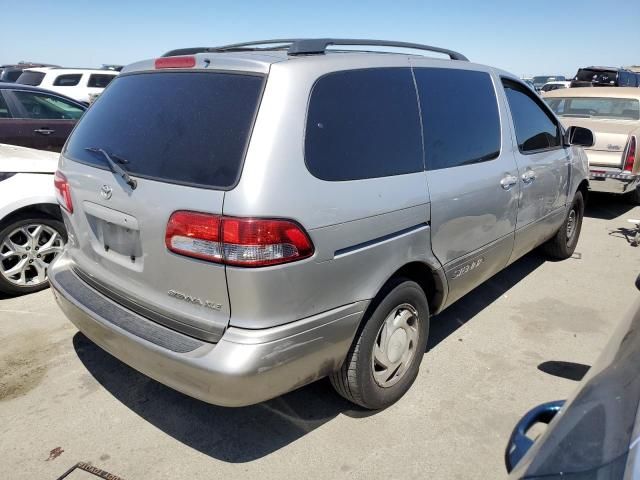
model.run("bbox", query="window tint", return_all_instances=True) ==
[0,93,11,118]
[502,79,561,152]
[6,70,22,82]
[545,97,640,120]
[53,74,82,87]
[414,68,501,170]
[88,74,116,88]
[305,68,423,181]
[16,71,45,86]
[12,91,85,120]
[65,72,264,189]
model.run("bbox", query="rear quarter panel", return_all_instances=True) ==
[223,56,444,329]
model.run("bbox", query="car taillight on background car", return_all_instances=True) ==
[624,136,636,172]
[54,171,73,213]
[165,211,314,267]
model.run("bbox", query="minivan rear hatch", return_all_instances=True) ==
[59,70,265,342]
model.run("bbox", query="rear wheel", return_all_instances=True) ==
[0,215,66,296]
[541,191,584,260]
[330,278,429,409]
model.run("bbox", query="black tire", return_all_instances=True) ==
[0,214,66,296]
[541,191,584,260]
[330,278,430,410]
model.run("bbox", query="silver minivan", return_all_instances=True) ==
[49,39,594,409]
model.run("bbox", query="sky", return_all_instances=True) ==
[1,0,638,77]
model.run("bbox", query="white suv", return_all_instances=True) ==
[16,68,118,103]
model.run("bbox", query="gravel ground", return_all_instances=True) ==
[1,193,639,480]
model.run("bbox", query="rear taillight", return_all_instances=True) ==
[165,212,314,267]
[54,171,73,213]
[624,136,636,172]
[154,56,196,69]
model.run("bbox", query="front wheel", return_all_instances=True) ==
[541,191,584,260]
[0,215,66,296]
[330,278,430,409]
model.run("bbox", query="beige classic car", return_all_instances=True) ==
[544,87,639,203]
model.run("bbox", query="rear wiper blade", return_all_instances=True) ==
[85,147,137,190]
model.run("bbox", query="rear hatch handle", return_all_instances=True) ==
[85,147,137,190]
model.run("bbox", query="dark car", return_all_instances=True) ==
[0,82,86,152]
[571,66,640,88]
[0,63,59,83]
[506,275,640,478]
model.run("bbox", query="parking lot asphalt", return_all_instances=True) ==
[1,193,639,480]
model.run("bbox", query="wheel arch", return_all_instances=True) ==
[376,261,448,317]
[0,203,63,229]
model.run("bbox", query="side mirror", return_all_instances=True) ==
[565,126,594,147]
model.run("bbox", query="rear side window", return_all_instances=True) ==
[0,93,11,118]
[6,70,22,82]
[65,72,264,189]
[53,74,82,86]
[305,68,423,181]
[88,74,116,88]
[414,68,501,170]
[16,71,45,86]
[502,79,561,152]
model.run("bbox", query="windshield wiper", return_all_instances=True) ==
[85,147,137,190]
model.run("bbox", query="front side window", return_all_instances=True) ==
[12,91,85,120]
[305,68,423,181]
[502,79,561,153]
[414,68,501,170]
[88,74,117,88]
[53,74,82,87]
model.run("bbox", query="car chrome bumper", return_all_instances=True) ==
[49,253,366,407]
[589,169,639,195]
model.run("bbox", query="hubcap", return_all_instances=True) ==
[0,224,64,287]
[566,209,577,240]
[372,303,420,388]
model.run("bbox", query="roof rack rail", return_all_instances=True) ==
[161,39,469,61]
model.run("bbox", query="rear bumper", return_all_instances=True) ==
[49,254,366,407]
[589,168,639,195]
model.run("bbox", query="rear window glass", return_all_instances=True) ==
[65,72,264,189]
[414,68,501,170]
[88,74,116,88]
[6,70,22,82]
[575,69,618,85]
[53,74,82,86]
[546,97,640,120]
[305,68,423,181]
[16,71,45,86]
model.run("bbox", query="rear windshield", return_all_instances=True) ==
[574,69,617,85]
[545,97,640,120]
[16,71,45,86]
[64,72,264,189]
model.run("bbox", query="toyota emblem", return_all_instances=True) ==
[100,185,113,200]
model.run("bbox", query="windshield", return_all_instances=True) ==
[16,70,45,86]
[545,97,640,120]
[64,71,265,189]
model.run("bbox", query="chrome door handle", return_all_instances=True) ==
[500,175,518,190]
[34,128,55,135]
[522,170,536,184]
